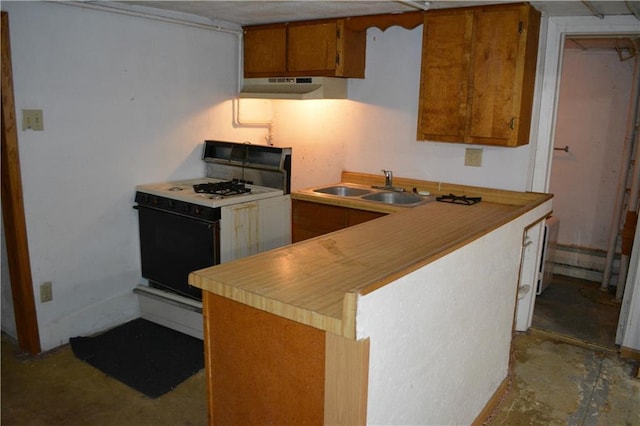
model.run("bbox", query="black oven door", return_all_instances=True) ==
[137,206,219,300]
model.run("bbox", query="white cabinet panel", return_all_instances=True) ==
[220,195,291,263]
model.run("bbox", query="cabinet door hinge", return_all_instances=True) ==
[518,21,524,34]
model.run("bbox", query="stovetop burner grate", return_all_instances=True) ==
[436,193,482,205]
[193,179,252,196]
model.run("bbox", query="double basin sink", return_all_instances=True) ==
[312,184,430,207]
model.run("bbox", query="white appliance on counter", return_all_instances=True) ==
[133,141,292,338]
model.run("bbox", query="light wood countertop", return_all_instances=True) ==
[189,172,552,339]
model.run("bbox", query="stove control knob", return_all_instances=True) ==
[194,206,201,215]
[167,200,176,209]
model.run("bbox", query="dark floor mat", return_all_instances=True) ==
[70,318,204,398]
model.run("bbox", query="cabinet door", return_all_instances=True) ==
[257,195,292,251]
[346,209,386,227]
[291,200,386,243]
[467,5,529,146]
[417,4,539,147]
[292,200,345,243]
[244,26,287,76]
[220,202,259,263]
[417,10,473,142]
[287,21,338,74]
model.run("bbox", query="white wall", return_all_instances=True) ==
[0,1,264,350]
[272,25,534,192]
[356,201,552,424]
[550,48,633,251]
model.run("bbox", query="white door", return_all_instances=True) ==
[515,220,546,331]
[528,15,640,338]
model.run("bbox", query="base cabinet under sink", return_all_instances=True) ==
[292,199,386,243]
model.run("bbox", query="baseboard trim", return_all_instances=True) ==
[135,285,203,340]
[472,376,509,426]
[620,346,640,361]
[551,245,620,285]
[529,328,618,353]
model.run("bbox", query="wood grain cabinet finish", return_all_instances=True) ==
[416,3,541,147]
[243,19,366,78]
[203,293,369,425]
[292,199,385,243]
[243,25,287,76]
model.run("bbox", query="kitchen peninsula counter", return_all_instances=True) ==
[188,171,553,425]
[189,172,552,339]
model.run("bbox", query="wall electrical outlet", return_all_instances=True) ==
[40,281,53,303]
[464,148,483,167]
[22,109,44,131]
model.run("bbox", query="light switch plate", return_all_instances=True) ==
[22,109,44,131]
[40,281,53,303]
[464,148,483,167]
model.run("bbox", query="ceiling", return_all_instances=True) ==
[105,1,640,27]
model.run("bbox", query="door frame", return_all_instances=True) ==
[530,15,639,192]
[1,11,41,354]
[528,14,640,337]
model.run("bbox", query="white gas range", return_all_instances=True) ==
[134,141,292,338]
[135,177,284,209]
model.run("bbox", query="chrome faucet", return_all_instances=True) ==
[383,169,393,187]
[373,169,405,192]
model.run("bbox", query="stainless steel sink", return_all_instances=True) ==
[310,184,430,207]
[313,186,372,197]
[361,191,426,206]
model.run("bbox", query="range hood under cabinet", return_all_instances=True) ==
[241,18,366,100]
[238,11,435,100]
[240,77,347,100]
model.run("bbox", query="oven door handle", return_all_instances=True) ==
[133,205,218,226]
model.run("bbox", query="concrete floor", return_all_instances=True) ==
[2,275,639,426]
[487,330,639,425]
[489,274,639,425]
[532,274,621,348]
[1,333,208,425]
[3,331,638,425]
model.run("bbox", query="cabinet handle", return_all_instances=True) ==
[510,117,516,130]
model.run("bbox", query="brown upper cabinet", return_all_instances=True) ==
[416,3,541,147]
[243,19,366,78]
